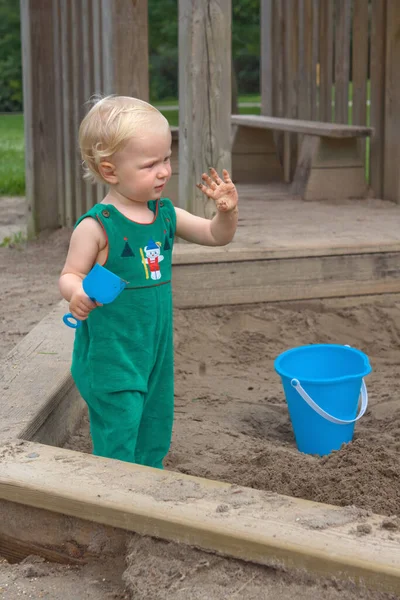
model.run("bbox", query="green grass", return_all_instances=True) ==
[0,114,25,195]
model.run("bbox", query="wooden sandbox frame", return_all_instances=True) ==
[1,301,400,594]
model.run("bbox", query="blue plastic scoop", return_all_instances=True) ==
[63,263,127,329]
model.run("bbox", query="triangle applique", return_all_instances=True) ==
[164,235,171,251]
[121,241,135,257]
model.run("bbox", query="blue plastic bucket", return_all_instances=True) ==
[274,344,372,456]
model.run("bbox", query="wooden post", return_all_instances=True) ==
[384,0,400,202]
[108,0,149,100]
[20,0,59,235]
[178,0,231,217]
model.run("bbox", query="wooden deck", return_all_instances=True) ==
[172,183,400,307]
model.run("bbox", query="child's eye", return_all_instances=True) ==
[164,156,171,163]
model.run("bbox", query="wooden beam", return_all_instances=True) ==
[370,0,387,197]
[230,115,373,138]
[1,441,400,594]
[20,0,59,235]
[383,0,400,203]
[178,0,231,217]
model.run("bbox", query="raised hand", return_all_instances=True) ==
[196,168,238,213]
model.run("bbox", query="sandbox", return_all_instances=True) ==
[1,294,400,596]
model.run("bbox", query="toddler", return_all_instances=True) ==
[59,96,238,468]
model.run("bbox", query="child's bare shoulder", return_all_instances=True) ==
[73,215,107,250]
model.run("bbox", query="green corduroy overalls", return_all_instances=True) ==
[71,198,176,469]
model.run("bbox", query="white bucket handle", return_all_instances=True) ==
[290,378,368,425]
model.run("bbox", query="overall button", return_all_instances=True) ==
[102,209,110,218]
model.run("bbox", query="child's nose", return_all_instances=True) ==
[158,164,170,178]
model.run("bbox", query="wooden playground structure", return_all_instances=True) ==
[1,0,400,592]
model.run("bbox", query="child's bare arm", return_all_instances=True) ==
[175,168,238,246]
[59,218,106,320]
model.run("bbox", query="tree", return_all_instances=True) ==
[0,0,22,111]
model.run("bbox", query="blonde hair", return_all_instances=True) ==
[79,95,169,183]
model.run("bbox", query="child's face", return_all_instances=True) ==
[112,128,172,202]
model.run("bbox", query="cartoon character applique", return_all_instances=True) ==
[140,239,164,280]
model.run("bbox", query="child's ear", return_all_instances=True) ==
[99,161,118,184]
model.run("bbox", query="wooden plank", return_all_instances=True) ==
[383,0,400,203]
[271,0,285,165]
[311,0,320,120]
[334,0,352,123]
[352,0,369,164]
[52,0,65,227]
[172,242,400,264]
[231,115,373,138]
[298,0,313,121]
[0,498,128,559]
[370,0,387,197]
[101,0,113,95]
[60,0,74,226]
[178,0,231,217]
[2,442,400,594]
[92,0,105,205]
[352,0,369,127]
[318,0,334,121]
[82,0,96,212]
[71,0,84,219]
[260,0,273,115]
[272,0,284,118]
[20,0,59,235]
[0,303,76,446]
[172,251,400,307]
[0,532,85,566]
[283,0,299,181]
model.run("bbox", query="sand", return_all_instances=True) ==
[1,196,399,599]
[66,296,400,517]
